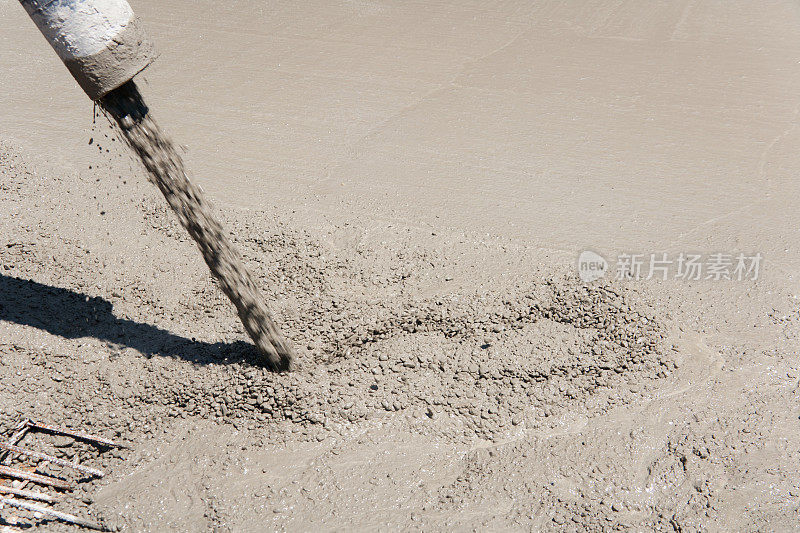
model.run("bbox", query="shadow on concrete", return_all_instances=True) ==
[0,273,265,367]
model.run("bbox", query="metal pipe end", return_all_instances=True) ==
[63,15,158,100]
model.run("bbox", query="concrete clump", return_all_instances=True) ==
[139,258,672,441]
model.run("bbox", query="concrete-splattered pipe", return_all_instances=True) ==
[19,0,156,100]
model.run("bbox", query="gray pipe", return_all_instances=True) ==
[19,0,156,100]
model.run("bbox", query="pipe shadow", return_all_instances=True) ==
[0,274,265,366]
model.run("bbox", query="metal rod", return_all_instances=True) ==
[0,443,104,478]
[0,485,58,503]
[0,419,31,465]
[26,422,120,448]
[0,496,107,531]
[0,465,74,491]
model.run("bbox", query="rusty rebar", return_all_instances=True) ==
[0,496,107,531]
[0,419,30,465]
[26,421,120,448]
[0,484,58,503]
[0,465,74,490]
[0,443,104,478]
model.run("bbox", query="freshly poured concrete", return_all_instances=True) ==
[1,0,800,530]
[4,1,800,258]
